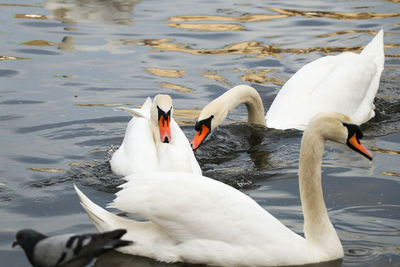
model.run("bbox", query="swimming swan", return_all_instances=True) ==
[191,30,384,149]
[110,94,201,176]
[75,112,372,266]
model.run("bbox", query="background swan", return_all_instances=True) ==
[110,94,201,176]
[191,30,384,149]
[76,112,372,266]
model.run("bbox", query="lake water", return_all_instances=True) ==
[0,0,399,266]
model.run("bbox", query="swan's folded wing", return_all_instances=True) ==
[114,97,153,119]
[110,116,158,176]
[266,55,342,130]
[307,53,378,124]
[168,119,202,175]
[110,172,294,244]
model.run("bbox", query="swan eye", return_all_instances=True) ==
[342,122,363,141]
[157,106,172,122]
[195,115,213,132]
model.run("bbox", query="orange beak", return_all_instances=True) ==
[191,124,210,150]
[347,133,372,160]
[159,115,171,143]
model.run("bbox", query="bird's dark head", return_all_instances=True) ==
[13,229,46,251]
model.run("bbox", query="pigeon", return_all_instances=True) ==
[12,228,132,267]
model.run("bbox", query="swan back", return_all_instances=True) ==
[265,30,384,130]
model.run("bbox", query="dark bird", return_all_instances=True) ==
[12,228,132,267]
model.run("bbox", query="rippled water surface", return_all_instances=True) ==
[1,0,399,266]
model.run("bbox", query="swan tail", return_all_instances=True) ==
[361,29,384,71]
[74,184,127,233]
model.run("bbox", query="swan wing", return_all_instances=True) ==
[110,98,158,176]
[266,30,384,130]
[114,97,152,119]
[266,55,344,130]
[112,172,298,245]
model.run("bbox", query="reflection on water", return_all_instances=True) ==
[145,68,187,78]
[168,8,400,22]
[0,56,29,61]
[381,171,400,177]
[269,8,400,20]
[156,82,194,94]
[241,69,284,85]
[44,0,142,25]
[316,29,379,38]
[27,167,64,173]
[15,14,47,20]
[123,38,366,57]
[168,23,245,32]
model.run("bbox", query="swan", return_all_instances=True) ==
[191,29,384,149]
[110,94,201,176]
[75,112,372,266]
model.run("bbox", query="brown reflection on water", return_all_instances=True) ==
[27,167,64,173]
[200,70,232,86]
[381,171,400,178]
[316,29,378,38]
[22,40,55,46]
[168,23,245,31]
[168,14,288,22]
[0,3,39,7]
[241,69,284,85]
[174,108,200,121]
[168,8,400,23]
[157,82,194,93]
[371,146,400,155]
[20,37,76,51]
[0,56,29,61]
[145,68,186,78]
[127,38,365,57]
[269,8,400,20]
[15,14,47,20]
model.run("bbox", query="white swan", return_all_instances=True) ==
[110,94,201,176]
[75,112,372,266]
[191,30,384,149]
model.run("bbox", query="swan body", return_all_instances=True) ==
[266,29,384,130]
[76,112,372,266]
[110,95,201,176]
[192,30,384,148]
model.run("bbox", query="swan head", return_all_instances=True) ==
[190,100,228,150]
[151,94,173,144]
[307,112,372,160]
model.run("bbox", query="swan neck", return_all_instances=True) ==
[150,119,162,149]
[299,129,340,248]
[222,85,266,126]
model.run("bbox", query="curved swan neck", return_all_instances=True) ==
[216,85,266,127]
[298,128,342,250]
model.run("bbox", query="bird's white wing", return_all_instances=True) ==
[112,172,295,245]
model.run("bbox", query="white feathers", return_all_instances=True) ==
[266,29,384,130]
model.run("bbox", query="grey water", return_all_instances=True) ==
[0,0,399,266]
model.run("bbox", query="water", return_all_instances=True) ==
[1,0,399,266]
